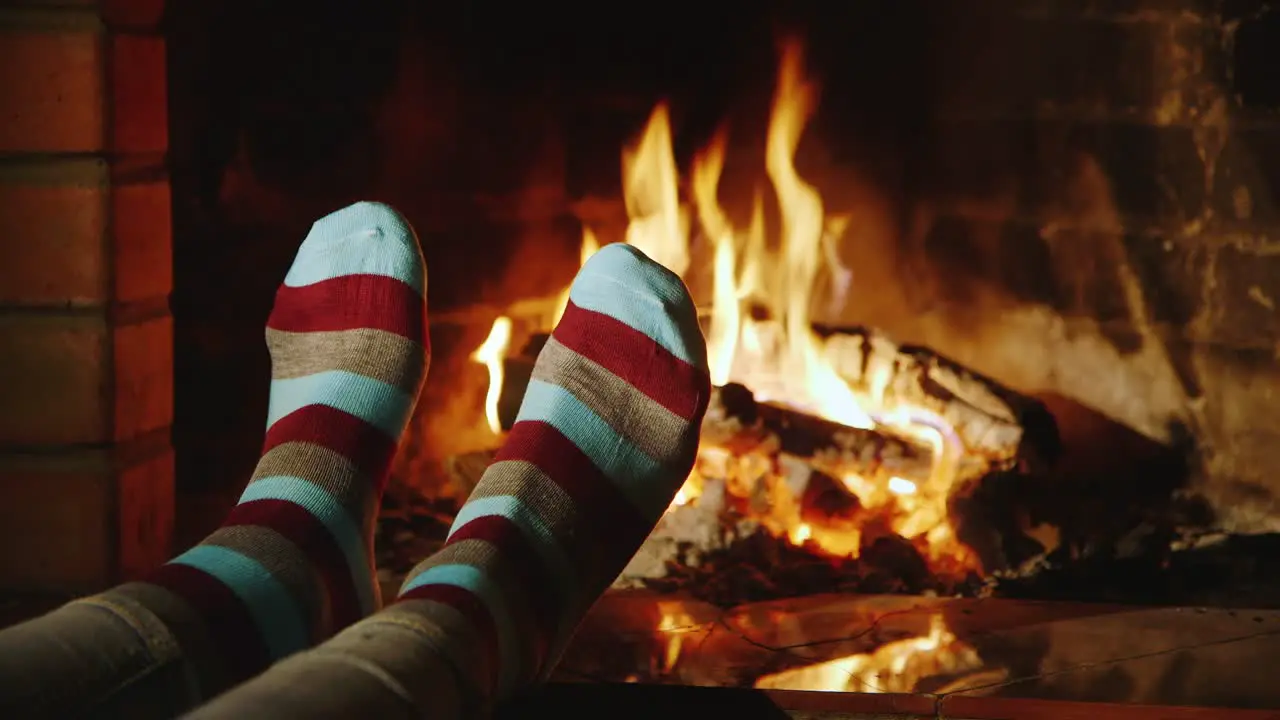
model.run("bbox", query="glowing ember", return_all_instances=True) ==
[470,316,512,435]
[753,615,985,694]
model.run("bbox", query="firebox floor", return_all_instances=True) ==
[554,589,1280,714]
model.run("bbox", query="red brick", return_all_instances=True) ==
[0,314,110,446]
[0,158,109,305]
[117,447,174,580]
[113,173,172,303]
[0,156,171,306]
[102,0,166,30]
[113,315,173,441]
[0,455,114,592]
[0,10,167,154]
[0,13,105,152]
[0,442,173,592]
[109,32,166,153]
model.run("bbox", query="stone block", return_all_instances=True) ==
[1190,342,1280,532]
[1231,3,1280,110]
[1211,123,1280,230]
[1203,242,1280,348]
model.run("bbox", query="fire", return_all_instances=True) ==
[622,104,690,278]
[553,227,601,325]
[471,37,980,568]
[753,615,985,694]
[470,316,512,435]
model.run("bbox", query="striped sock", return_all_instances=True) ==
[102,202,428,695]
[181,243,710,719]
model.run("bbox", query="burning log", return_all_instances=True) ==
[817,326,1061,473]
[499,327,1060,475]
[466,321,1065,599]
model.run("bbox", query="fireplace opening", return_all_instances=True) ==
[0,0,1267,711]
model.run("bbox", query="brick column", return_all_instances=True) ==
[0,0,172,593]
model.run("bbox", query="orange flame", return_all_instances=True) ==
[470,316,512,435]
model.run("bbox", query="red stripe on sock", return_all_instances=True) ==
[397,583,501,693]
[267,274,426,343]
[223,498,363,631]
[447,515,557,672]
[494,420,654,571]
[263,404,398,488]
[553,301,709,422]
[147,563,270,686]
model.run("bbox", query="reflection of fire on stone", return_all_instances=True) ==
[753,615,994,694]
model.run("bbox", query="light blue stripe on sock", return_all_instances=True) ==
[450,495,578,607]
[567,244,704,369]
[400,563,519,693]
[283,201,424,295]
[267,370,413,437]
[169,544,309,660]
[515,379,668,519]
[240,476,375,616]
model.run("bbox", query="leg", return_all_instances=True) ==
[0,201,428,719]
[183,242,710,718]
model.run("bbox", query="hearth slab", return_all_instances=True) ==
[496,683,1280,720]
[553,590,1280,712]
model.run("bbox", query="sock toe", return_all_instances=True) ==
[284,201,425,295]
[565,243,707,373]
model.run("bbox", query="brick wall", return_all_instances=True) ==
[0,0,173,593]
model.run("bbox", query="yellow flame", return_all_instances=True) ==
[765,41,873,430]
[692,130,741,386]
[470,317,512,435]
[607,37,973,566]
[553,228,600,324]
[622,103,689,278]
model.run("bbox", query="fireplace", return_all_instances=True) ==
[3,0,1280,714]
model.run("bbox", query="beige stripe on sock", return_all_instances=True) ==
[533,337,691,462]
[463,459,610,594]
[267,327,425,394]
[251,442,378,525]
[203,525,330,642]
[466,461,576,533]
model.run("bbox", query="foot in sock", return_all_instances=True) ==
[0,201,428,718]
[183,242,709,719]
